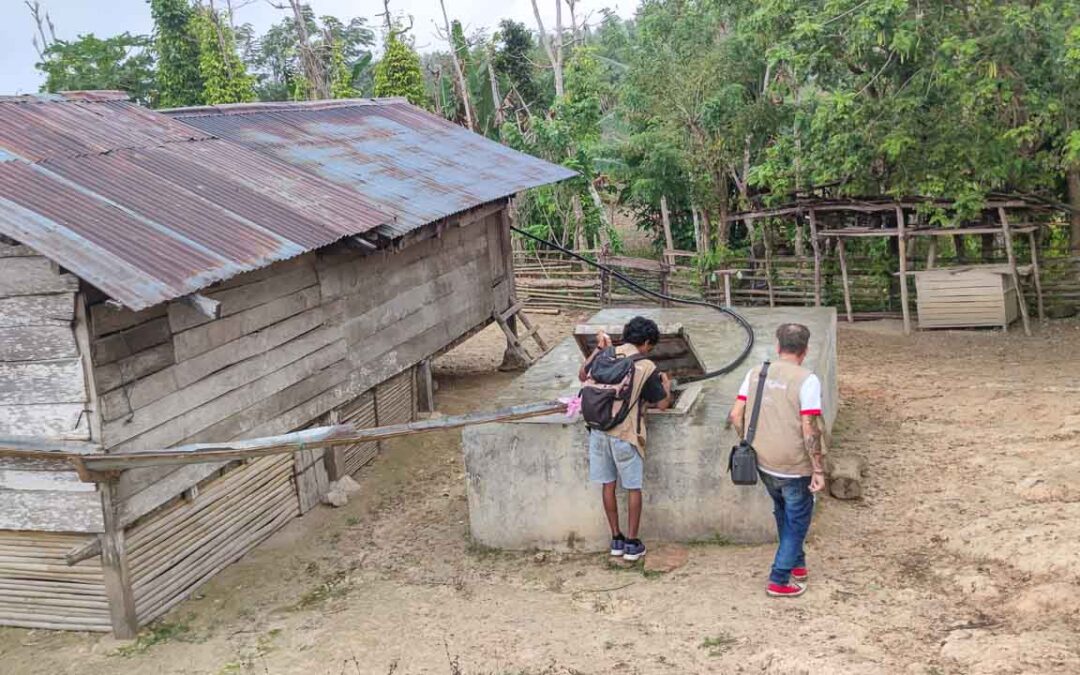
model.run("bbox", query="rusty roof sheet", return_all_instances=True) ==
[166,98,577,237]
[0,92,393,310]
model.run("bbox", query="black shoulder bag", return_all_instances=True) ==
[728,360,770,486]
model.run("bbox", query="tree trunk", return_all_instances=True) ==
[439,0,474,131]
[487,45,504,129]
[288,0,326,99]
[530,0,564,98]
[1068,167,1080,254]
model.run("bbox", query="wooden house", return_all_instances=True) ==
[0,92,572,636]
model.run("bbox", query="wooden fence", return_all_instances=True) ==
[514,248,1080,318]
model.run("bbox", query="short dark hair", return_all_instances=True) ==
[623,316,660,347]
[776,323,811,355]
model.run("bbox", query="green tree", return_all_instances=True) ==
[149,0,203,107]
[374,32,428,107]
[190,7,255,104]
[36,33,156,105]
[494,20,539,110]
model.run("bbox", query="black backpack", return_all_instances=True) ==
[579,347,647,431]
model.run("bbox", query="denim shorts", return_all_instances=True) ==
[588,430,643,489]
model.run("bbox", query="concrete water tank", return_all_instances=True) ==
[462,307,838,552]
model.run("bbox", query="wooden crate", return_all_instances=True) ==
[913,267,1021,329]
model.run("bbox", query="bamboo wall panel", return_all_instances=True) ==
[376,368,415,428]
[126,455,298,626]
[337,390,378,476]
[0,530,110,631]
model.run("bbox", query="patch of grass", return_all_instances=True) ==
[290,569,352,611]
[346,516,361,526]
[216,629,279,674]
[114,619,195,657]
[700,633,738,657]
[466,540,507,560]
[687,533,732,547]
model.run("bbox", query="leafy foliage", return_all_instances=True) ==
[374,32,428,107]
[149,0,203,107]
[190,7,255,104]
[36,33,156,104]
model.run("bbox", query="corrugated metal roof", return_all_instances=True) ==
[166,98,578,237]
[0,92,393,310]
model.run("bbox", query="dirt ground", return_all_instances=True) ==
[3,312,1080,675]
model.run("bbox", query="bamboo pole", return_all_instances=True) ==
[63,401,569,477]
[998,207,1032,336]
[926,237,938,269]
[808,209,822,306]
[1027,230,1045,322]
[660,196,675,262]
[836,237,854,323]
[894,206,911,335]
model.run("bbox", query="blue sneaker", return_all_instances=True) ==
[623,539,646,562]
[609,535,626,556]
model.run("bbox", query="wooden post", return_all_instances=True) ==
[926,237,938,269]
[1027,230,1045,322]
[894,206,911,335]
[998,207,1031,336]
[660,196,675,255]
[836,237,854,323]
[756,217,775,307]
[723,272,732,308]
[416,359,435,413]
[808,209,822,306]
[100,483,138,638]
[323,409,347,481]
[659,260,671,307]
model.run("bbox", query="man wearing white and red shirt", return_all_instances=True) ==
[729,323,825,598]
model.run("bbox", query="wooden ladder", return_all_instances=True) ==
[493,301,549,366]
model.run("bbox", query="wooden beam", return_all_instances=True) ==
[808,209,822,306]
[1027,230,1045,322]
[836,238,854,323]
[926,237,938,269]
[895,206,911,335]
[179,294,221,321]
[99,484,137,638]
[416,359,435,413]
[998,207,1031,336]
[64,536,102,567]
[73,401,567,475]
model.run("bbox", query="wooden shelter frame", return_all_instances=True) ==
[723,198,1058,336]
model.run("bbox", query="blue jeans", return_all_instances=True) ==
[760,472,814,585]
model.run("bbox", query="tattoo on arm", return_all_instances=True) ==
[802,417,824,472]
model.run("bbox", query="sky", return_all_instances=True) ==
[0,0,634,95]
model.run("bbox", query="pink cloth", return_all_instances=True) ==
[559,395,582,418]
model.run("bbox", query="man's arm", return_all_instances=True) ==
[578,331,611,382]
[728,399,746,437]
[651,372,673,410]
[803,415,825,492]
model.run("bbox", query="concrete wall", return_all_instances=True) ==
[462,306,838,551]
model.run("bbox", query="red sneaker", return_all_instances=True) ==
[791,567,808,582]
[766,582,806,598]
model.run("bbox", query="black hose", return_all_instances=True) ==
[510,226,755,385]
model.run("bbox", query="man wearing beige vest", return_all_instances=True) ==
[729,323,825,598]
[579,317,673,561]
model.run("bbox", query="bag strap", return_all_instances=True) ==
[744,361,771,445]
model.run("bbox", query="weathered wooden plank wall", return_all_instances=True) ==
[0,243,103,535]
[88,207,508,526]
